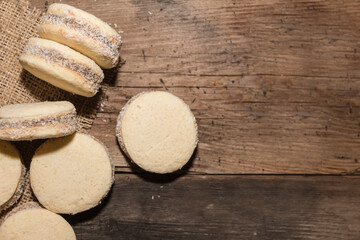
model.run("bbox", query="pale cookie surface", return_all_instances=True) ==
[39,3,122,69]
[0,141,24,211]
[0,203,76,240]
[0,101,76,141]
[116,91,198,174]
[30,133,113,214]
[19,37,104,97]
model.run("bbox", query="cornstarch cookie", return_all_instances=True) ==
[0,101,76,141]
[0,202,76,240]
[19,37,104,97]
[39,3,122,69]
[116,91,198,174]
[0,141,25,212]
[30,133,114,214]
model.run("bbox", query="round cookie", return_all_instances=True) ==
[116,91,198,174]
[0,101,76,141]
[39,3,122,69]
[0,202,76,240]
[30,133,114,214]
[20,37,104,97]
[0,141,25,212]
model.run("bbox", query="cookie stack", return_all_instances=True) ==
[20,3,122,97]
[0,3,121,239]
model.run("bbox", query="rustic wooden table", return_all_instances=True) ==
[31,0,360,239]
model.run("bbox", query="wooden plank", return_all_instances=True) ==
[30,0,360,174]
[64,174,360,240]
[91,83,360,174]
[39,0,360,78]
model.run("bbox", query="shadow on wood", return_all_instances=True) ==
[103,57,126,87]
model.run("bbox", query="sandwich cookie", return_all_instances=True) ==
[0,141,25,212]
[19,37,104,97]
[39,3,122,69]
[0,202,76,240]
[30,133,114,214]
[0,101,76,141]
[116,91,198,174]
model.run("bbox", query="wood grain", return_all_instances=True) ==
[23,1,360,239]
[64,174,360,240]
[30,0,360,174]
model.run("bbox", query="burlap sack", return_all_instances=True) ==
[0,0,118,221]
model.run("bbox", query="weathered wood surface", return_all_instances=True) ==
[30,0,360,174]
[63,174,360,240]
[25,1,360,239]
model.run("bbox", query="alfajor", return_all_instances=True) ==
[20,37,104,97]
[0,141,25,212]
[30,133,114,214]
[0,101,76,141]
[39,3,122,69]
[116,91,198,174]
[0,202,76,240]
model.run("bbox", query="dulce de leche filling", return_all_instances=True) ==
[0,111,76,130]
[23,44,103,93]
[41,13,122,65]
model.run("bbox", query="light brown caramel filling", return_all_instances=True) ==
[0,111,76,130]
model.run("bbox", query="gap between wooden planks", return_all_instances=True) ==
[31,0,360,174]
